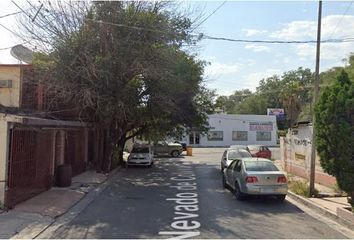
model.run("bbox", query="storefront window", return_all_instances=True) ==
[208,131,223,141]
[232,131,248,141]
[256,131,271,141]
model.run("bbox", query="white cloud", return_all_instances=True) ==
[271,15,354,62]
[245,44,271,52]
[295,42,354,61]
[271,15,354,40]
[270,21,316,40]
[204,62,241,76]
[242,69,282,90]
[243,29,268,37]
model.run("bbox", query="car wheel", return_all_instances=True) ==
[222,175,227,188]
[234,182,245,201]
[276,195,286,202]
[171,150,179,157]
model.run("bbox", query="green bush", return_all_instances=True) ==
[315,70,354,207]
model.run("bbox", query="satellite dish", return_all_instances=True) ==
[10,44,34,64]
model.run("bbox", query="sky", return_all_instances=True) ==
[1,1,354,96]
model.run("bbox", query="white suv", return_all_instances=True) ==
[127,144,154,167]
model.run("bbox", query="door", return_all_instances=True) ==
[188,133,200,146]
[231,160,243,187]
[226,160,238,186]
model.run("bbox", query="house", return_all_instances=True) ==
[182,114,278,147]
[0,64,105,208]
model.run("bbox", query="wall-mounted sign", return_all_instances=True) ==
[267,108,285,120]
[249,122,273,131]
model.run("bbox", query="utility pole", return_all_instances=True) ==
[309,0,322,196]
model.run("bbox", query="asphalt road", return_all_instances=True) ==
[51,148,347,239]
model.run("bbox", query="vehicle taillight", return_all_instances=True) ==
[245,176,258,183]
[277,176,287,183]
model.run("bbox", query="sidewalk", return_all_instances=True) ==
[274,160,354,233]
[0,170,112,239]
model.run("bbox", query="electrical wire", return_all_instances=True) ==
[192,1,227,31]
[0,41,30,51]
[0,11,22,19]
[327,0,354,40]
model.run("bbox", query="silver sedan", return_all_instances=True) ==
[220,149,252,173]
[222,158,288,201]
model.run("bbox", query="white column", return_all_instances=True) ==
[0,121,10,208]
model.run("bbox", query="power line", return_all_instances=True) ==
[11,0,32,19]
[202,34,354,44]
[0,22,28,41]
[192,1,227,31]
[0,41,29,51]
[0,11,22,19]
[327,0,354,40]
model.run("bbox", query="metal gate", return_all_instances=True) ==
[6,128,54,208]
[65,130,86,176]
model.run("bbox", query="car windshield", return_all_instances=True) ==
[247,145,261,151]
[131,147,150,153]
[228,150,252,160]
[229,145,247,149]
[244,161,279,171]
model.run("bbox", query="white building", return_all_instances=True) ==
[182,114,278,147]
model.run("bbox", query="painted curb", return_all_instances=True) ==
[11,166,122,239]
[287,191,354,230]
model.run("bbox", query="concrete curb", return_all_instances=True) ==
[11,166,122,239]
[287,191,354,230]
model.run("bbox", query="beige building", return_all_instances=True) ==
[0,64,24,108]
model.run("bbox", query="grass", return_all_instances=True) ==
[288,176,319,197]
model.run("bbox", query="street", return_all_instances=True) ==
[50,149,346,239]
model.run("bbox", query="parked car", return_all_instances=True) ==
[174,141,187,151]
[247,145,272,159]
[127,144,154,167]
[222,158,288,201]
[153,141,183,157]
[220,148,252,173]
[229,145,249,151]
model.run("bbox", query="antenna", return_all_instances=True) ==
[10,44,34,63]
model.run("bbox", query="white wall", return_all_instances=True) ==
[184,114,277,147]
[0,119,9,208]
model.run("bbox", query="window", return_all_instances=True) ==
[229,160,238,169]
[244,161,278,172]
[234,160,242,172]
[232,131,248,141]
[227,150,252,160]
[208,131,223,141]
[256,131,271,141]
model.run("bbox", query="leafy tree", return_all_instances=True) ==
[21,1,208,171]
[315,70,354,207]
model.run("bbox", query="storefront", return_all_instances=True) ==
[183,114,278,147]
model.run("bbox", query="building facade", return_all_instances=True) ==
[183,114,278,147]
[0,64,106,208]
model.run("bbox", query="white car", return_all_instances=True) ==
[127,144,154,167]
[221,148,252,173]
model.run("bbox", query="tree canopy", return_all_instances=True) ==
[315,70,354,206]
[21,1,210,170]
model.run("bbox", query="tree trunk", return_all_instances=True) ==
[116,134,127,166]
[349,191,354,209]
[102,129,113,173]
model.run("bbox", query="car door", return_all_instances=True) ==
[154,142,165,155]
[231,160,243,188]
[225,160,238,186]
